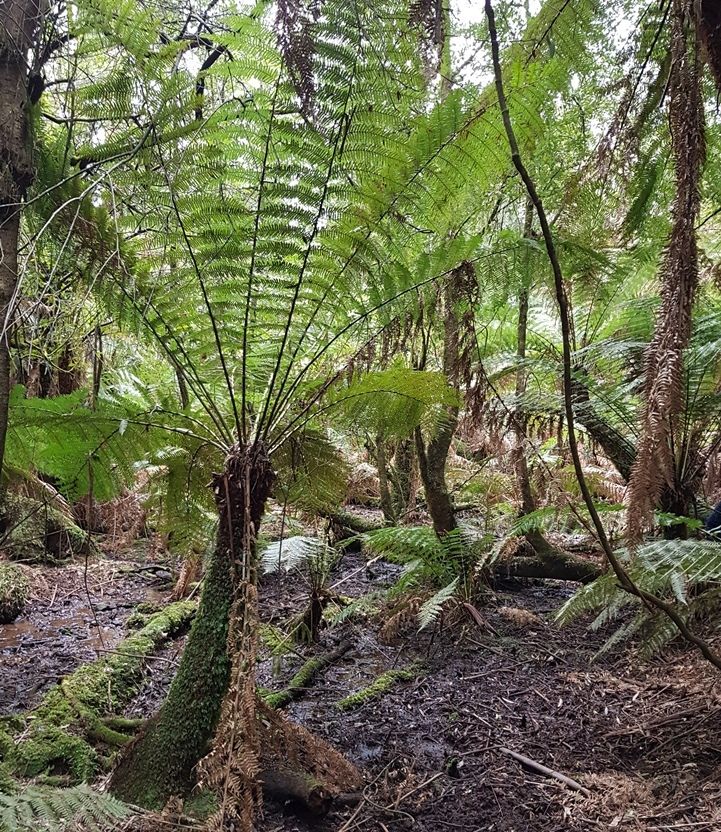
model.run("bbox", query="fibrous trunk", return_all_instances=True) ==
[110,443,274,810]
[628,0,705,538]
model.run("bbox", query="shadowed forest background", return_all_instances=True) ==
[2,0,721,830]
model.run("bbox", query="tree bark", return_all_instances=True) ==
[390,437,415,517]
[0,0,43,477]
[570,373,636,481]
[373,434,396,524]
[110,443,274,808]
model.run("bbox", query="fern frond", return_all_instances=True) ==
[417,577,459,631]
[0,784,130,832]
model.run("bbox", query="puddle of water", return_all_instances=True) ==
[0,585,165,652]
[0,614,122,651]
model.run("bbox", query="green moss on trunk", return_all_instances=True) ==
[109,443,275,810]
[108,542,234,807]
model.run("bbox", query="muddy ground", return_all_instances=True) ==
[0,541,172,712]
[2,527,721,831]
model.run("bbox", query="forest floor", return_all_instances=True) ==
[2,519,721,831]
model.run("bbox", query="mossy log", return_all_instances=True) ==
[336,662,424,710]
[1,492,92,563]
[495,534,601,584]
[322,508,385,544]
[261,641,352,709]
[0,600,196,781]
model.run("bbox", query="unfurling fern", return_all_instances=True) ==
[0,784,130,832]
[557,539,721,657]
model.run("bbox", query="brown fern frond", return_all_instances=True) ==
[377,596,423,643]
[628,0,706,538]
[275,0,322,115]
[200,582,262,832]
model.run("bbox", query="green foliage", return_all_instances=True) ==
[272,431,349,513]
[261,536,334,575]
[557,540,721,657]
[361,524,484,592]
[0,784,130,832]
[5,387,158,502]
[418,577,459,630]
[330,368,459,441]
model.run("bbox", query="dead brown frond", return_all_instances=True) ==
[275,0,321,115]
[200,583,262,832]
[378,596,423,644]
[497,606,543,628]
[628,0,706,537]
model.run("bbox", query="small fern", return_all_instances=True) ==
[557,539,721,657]
[417,577,459,630]
[260,536,335,574]
[0,784,130,832]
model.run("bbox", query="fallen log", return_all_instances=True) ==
[495,553,601,584]
[321,509,385,542]
[262,641,352,709]
[1,600,197,781]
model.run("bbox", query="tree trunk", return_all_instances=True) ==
[0,0,42,477]
[110,443,274,808]
[415,267,467,537]
[570,373,636,481]
[390,437,415,518]
[373,434,396,524]
[512,202,541,541]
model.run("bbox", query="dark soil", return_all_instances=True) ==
[4,523,721,831]
[0,541,173,712]
[250,546,721,832]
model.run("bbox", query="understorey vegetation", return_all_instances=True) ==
[2,0,721,830]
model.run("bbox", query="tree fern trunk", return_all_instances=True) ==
[390,437,415,518]
[0,0,42,479]
[109,443,274,808]
[375,434,396,524]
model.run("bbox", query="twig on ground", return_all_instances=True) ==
[499,747,590,796]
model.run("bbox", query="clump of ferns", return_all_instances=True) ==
[260,535,341,645]
[557,539,721,658]
[291,545,340,644]
[360,524,495,643]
